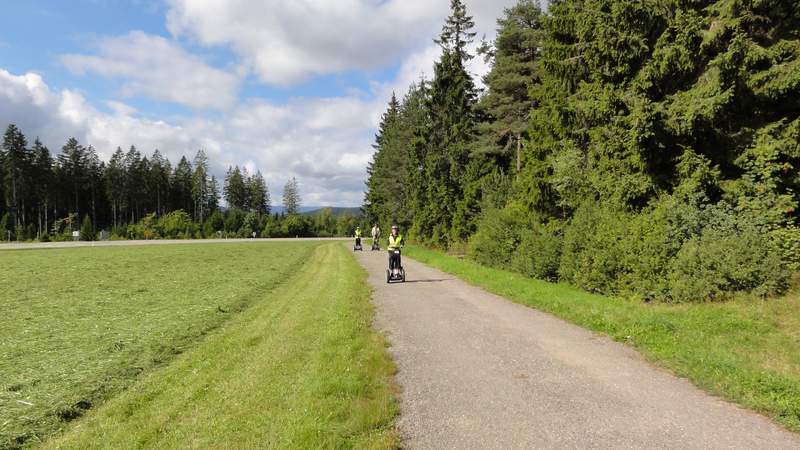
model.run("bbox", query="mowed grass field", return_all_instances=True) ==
[405,245,800,433]
[1,242,397,449]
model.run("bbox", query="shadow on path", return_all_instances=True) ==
[402,279,452,284]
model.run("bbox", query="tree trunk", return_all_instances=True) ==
[516,134,522,173]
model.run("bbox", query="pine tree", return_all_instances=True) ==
[31,139,54,237]
[248,170,270,214]
[106,147,126,227]
[150,149,171,217]
[364,93,401,225]
[223,166,247,210]
[57,137,87,220]
[2,124,30,228]
[282,177,301,215]
[192,150,210,222]
[171,156,193,214]
[417,0,480,244]
[206,175,220,215]
[476,0,543,173]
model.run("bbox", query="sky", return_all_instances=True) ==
[0,0,520,206]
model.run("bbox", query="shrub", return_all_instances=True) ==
[80,216,94,241]
[467,207,526,269]
[768,226,800,272]
[559,202,629,294]
[668,215,787,302]
[511,223,562,281]
[157,210,193,239]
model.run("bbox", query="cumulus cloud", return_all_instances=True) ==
[0,68,377,205]
[2,0,522,205]
[165,0,516,86]
[61,31,240,109]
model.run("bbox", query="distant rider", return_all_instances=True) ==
[355,226,362,248]
[371,224,381,248]
[387,225,404,276]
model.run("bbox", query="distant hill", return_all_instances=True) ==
[302,207,363,217]
[268,206,362,217]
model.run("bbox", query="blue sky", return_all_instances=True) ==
[0,0,518,205]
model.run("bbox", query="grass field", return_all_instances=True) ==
[404,245,800,433]
[1,242,397,449]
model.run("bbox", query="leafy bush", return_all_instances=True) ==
[157,210,193,239]
[768,226,800,272]
[559,202,629,294]
[80,216,94,241]
[467,207,525,269]
[511,223,561,281]
[668,214,787,302]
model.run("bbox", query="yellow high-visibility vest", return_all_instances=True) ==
[388,234,404,250]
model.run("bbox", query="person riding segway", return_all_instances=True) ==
[386,225,405,283]
[353,226,363,251]
[371,223,381,251]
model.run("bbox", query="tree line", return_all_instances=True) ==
[364,0,800,302]
[0,125,361,240]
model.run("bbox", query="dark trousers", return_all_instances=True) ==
[389,251,401,269]
[355,237,361,246]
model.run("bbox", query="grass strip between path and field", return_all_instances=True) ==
[42,243,398,449]
[404,245,800,433]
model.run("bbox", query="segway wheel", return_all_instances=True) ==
[386,269,391,284]
[400,268,406,282]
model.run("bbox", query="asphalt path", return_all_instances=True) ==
[354,249,800,449]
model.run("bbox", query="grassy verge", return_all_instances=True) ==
[404,245,800,433]
[41,243,397,449]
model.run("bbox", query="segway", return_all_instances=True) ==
[353,236,363,251]
[386,248,406,283]
[371,237,380,251]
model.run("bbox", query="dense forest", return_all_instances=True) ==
[364,0,800,302]
[0,126,361,241]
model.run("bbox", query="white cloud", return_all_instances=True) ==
[61,31,240,109]
[165,0,516,86]
[1,1,522,206]
[0,68,377,205]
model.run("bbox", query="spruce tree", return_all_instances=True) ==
[282,177,301,215]
[476,0,543,173]
[2,124,30,228]
[223,166,247,210]
[192,150,210,222]
[57,137,87,220]
[248,171,270,214]
[171,156,193,214]
[417,0,480,244]
[106,147,126,227]
[30,139,53,236]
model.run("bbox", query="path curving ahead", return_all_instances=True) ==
[354,250,800,449]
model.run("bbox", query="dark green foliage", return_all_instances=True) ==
[476,0,544,172]
[157,210,194,239]
[467,207,525,268]
[366,0,799,302]
[512,221,561,281]
[667,205,787,302]
[80,215,94,241]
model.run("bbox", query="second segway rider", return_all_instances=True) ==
[387,225,404,276]
[371,223,381,250]
[355,226,362,249]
